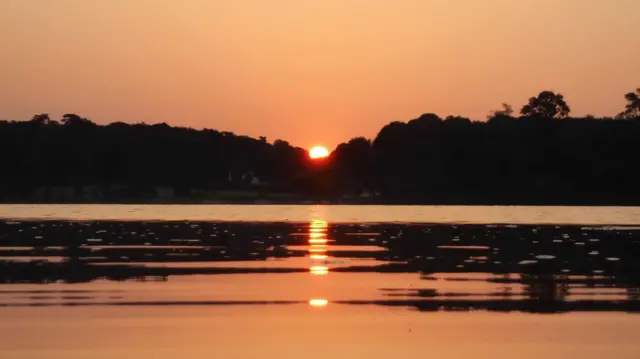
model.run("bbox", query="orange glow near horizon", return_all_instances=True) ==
[309,146,330,159]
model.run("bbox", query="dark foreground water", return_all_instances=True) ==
[1,205,640,358]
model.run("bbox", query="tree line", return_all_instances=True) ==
[326,88,640,204]
[0,114,309,201]
[1,88,639,204]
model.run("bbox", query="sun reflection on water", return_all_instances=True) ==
[308,219,329,274]
[310,266,329,275]
[309,239,329,244]
[309,219,330,305]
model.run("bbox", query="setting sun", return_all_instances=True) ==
[309,146,330,159]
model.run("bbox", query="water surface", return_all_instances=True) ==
[1,206,640,358]
[2,204,640,224]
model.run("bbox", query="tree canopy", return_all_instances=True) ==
[1,89,640,204]
[520,91,571,119]
[618,88,640,119]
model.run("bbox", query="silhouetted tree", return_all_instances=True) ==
[617,88,640,119]
[487,103,514,119]
[5,93,640,205]
[520,91,570,119]
[61,113,96,126]
[30,114,54,125]
[501,103,514,116]
[444,115,472,125]
[331,137,375,195]
[0,114,311,202]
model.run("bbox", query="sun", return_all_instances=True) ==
[309,146,330,159]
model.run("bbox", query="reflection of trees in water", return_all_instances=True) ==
[0,260,168,284]
[3,221,640,299]
[521,274,570,313]
[500,273,513,296]
[522,274,570,302]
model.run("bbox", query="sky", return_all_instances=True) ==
[1,0,639,149]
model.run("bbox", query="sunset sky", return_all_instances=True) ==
[1,0,639,148]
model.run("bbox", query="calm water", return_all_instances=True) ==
[2,203,640,224]
[2,205,640,358]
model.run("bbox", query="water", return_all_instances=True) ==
[2,205,640,358]
[2,203,640,224]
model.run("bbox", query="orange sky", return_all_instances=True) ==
[1,0,639,149]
